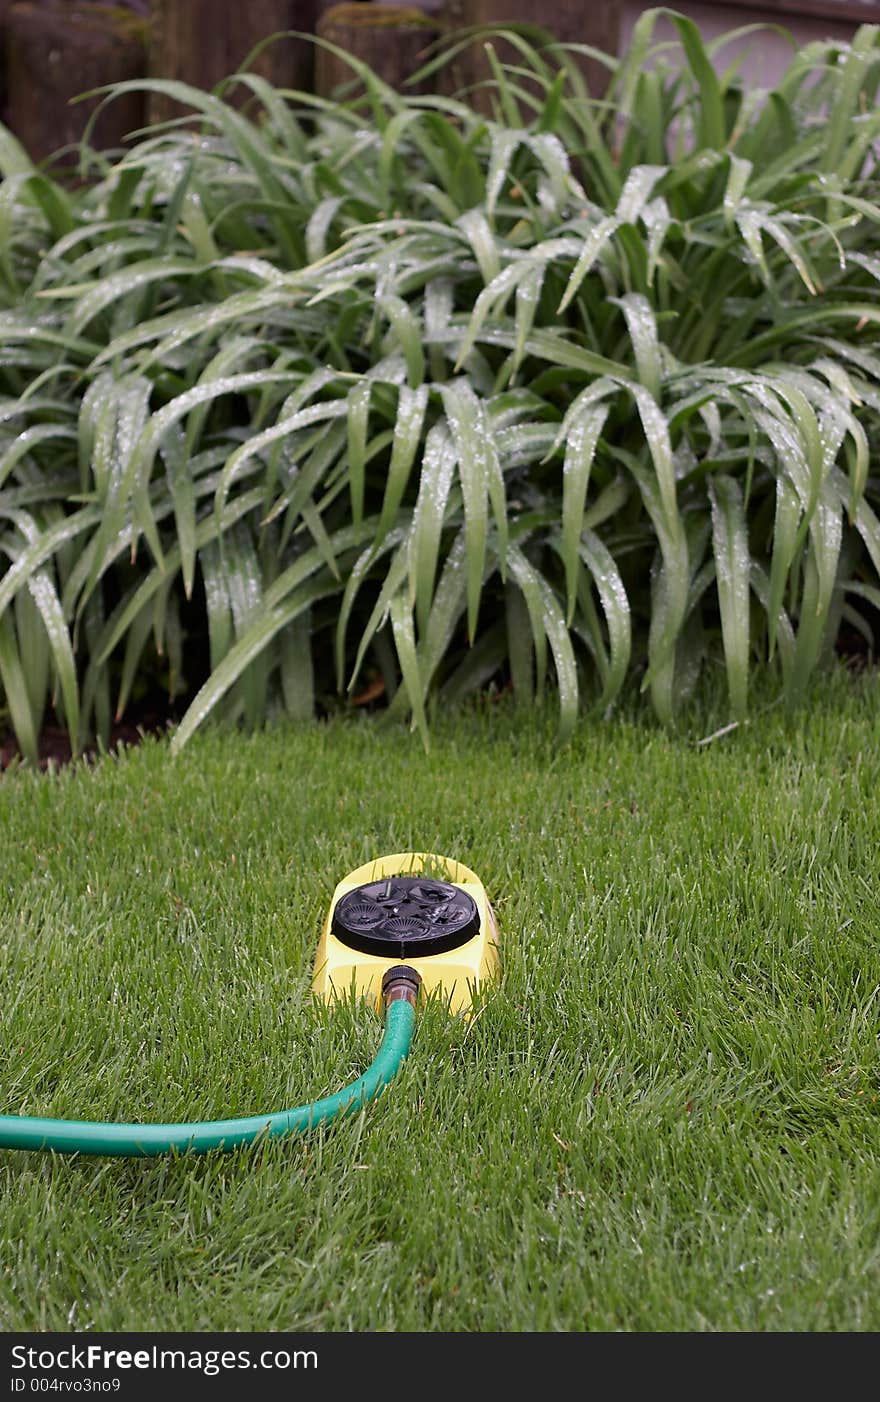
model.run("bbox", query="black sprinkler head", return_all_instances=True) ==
[332,876,480,957]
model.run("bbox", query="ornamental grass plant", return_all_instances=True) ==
[2,11,880,761]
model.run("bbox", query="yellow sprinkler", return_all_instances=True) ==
[312,852,500,1015]
[0,855,499,1157]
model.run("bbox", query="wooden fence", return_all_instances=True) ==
[0,0,872,161]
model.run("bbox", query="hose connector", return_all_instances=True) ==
[382,964,422,1009]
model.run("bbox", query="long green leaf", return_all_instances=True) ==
[561,406,608,624]
[0,612,38,765]
[390,591,429,750]
[709,474,750,719]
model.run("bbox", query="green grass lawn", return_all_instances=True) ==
[1,672,879,1332]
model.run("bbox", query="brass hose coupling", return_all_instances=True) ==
[382,965,422,1009]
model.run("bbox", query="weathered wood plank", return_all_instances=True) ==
[315,3,438,97]
[148,0,318,123]
[441,0,619,109]
[5,2,147,161]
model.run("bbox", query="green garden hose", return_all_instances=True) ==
[0,968,419,1158]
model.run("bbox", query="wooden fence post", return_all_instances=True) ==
[5,2,147,162]
[315,3,438,97]
[148,0,319,124]
[0,0,11,123]
[440,0,619,110]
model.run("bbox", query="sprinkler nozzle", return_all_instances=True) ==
[382,964,422,1009]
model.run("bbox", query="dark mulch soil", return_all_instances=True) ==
[1,709,169,773]
[0,625,875,772]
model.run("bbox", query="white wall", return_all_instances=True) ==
[619,2,858,87]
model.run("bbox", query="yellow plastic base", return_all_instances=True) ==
[312,853,500,1015]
